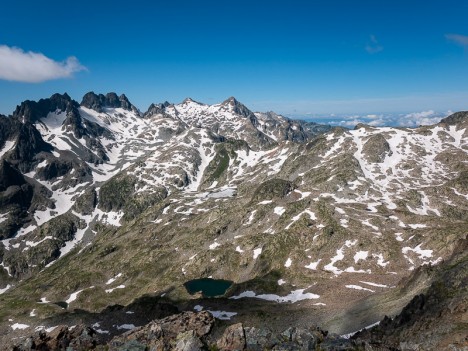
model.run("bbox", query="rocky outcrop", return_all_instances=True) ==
[109,311,214,350]
[0,160,26,191]
[254,111,332,144]
[12,325,101,351]
[1,213,83,278]
[0,115,20,147]
[8,123,53,173]
[217,323,246,350]
[106,314,362,351]
[251,178,295,202]
[143,101,172,117]
[222,97,256,120]
[80,92,137,113]
[61,104,112,163]
[440,111,468,126]
[0,161,56,239]
[10,311,365,351]
[12,93,76,124]
[73,187,98,215]
[362,133,391,163]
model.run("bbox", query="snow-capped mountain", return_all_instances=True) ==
[0,92,466,348]
[0,92,331,276]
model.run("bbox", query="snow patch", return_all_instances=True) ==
[304,259,321,270]
[408,223,427,229]
[402,244,433,259]
[116,324,136,330]
[245,210,257,225]
[209,242,220,250]
[65,286,94,305]
[354,251,368,263]
[11,323,29,330]
[345,285,375,292]
[360,281,389,288]
[0,284,12,295]
[274,206,285,216]
[230,288,320,303]
[207,310,237,320]
[0,140,15,158]
[105,285,125,293]
[253,247,262,259]
[373,253,390,267]
[341,321,380,339]
[106,273,123,285]
[324,240,357,275]
[207,187,236,198]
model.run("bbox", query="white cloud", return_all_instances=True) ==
[337,119,365,127]
[0,45,86,83]
[367,118,386,126]
[365,35,383,54]
[335,118,385,128]
[446,33,468,47]
[326,110,450,128]
[334,114,386,128]
[398,110,441,127]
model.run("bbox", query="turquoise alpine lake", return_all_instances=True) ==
[184,278,233,297]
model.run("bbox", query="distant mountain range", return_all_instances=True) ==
[0,92,466,350]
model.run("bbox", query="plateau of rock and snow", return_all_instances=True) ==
[0,92,466,350]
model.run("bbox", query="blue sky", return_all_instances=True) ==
[1,0,467,126]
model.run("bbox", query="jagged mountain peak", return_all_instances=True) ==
[144,101,172,117]
[219,96,254,119]
[118,93,133,110]
[12,93,77,124]
[80,91,137,113]
[50,92,72,102]
[220,96,247,110]
[181,97,205,105]
[256,110,287,121]
[221,96,240,105]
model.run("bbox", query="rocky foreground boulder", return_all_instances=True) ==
[13,325,100,351]
[12,311,370,351]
